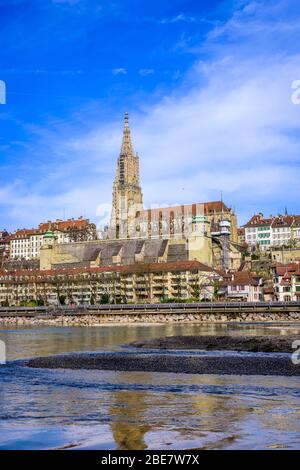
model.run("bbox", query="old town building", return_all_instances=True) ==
[0,260,221,306]
[272,262,300,301]
[9,217,96,260]
[109,114,238,244]
[219,271,263,302]
[244,213,300,251]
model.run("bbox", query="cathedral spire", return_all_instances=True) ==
[120,112,134,157]
[110,113,143,239]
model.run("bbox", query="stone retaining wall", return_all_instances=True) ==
[1,311,300,326]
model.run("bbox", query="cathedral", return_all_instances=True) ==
[40,114,242,272]
[109,113,239,252]
[110,112,143,239]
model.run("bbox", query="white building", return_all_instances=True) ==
[220,271,263,302]
[10,218,96,260]
[244,213,300,252]
[273,262,300,301]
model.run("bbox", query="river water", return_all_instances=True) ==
[0,322,300,450]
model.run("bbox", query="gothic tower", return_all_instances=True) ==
[110,113,143,238]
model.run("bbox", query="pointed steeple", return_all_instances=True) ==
[120,112,134,157]
[110,113,143,239]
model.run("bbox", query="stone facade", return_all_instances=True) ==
[1,311,299,326]
[107,113,240,270]
[110,112,143,239]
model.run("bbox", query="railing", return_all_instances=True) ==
[0,300,300,316]
[86,300,300,311]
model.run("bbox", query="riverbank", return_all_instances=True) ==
[131,334,300,353]
[1,311,300,326]
[2,324,300,450]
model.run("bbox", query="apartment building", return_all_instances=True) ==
[244,213,300,251]
[0,260,221,306]
[9,218,96,260]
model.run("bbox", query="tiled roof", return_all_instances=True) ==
[203,201,230,214]
[275,262,300,276]
[10,218,92,240]
[245,213,300,228]
[11,229,39,238]
[244,214,272,228]
[272,215,294,228]
[0,260,217,279]
[139,201,231,217]
[221,270,260,287]
[38,218,90,232]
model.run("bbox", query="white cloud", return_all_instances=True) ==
[2,0,300,230]
[112,67,127,75]
[160,14,196,25]
[139,68,155,76]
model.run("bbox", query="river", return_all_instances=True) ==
[0,322,300,450]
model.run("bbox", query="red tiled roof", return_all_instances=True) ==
[203,201,230,214]
[272,215,294,228]
[275,262,300,276]
[10,218,91,240]
[11,229,39,238]
[38,218,90,232]
[139,201,231,217]
[245,214,300,229]
[0,260,218,279]
[244,214,272,228]
[221,270,260,287]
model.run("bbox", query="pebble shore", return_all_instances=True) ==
[24,351,300,376]
[1,311,300,326]
[131,334,300,353]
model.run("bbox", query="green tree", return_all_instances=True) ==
[100,293,110,304]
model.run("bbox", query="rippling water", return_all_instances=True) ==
[0,322,300,450]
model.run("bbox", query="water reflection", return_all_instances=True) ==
[1,322,300,361]
[0,324,300,450]
[110,388,151,450]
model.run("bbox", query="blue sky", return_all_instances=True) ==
[0,0,300,231]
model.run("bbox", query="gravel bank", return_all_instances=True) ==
[130,335,300,353]
[24,352,300,376]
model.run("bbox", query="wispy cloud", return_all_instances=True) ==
[1,0,300,230]
[159,14,196,25]
[112,67,127,75]
[139,68,154,76]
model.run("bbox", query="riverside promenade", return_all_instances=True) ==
[0,301,300,325]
